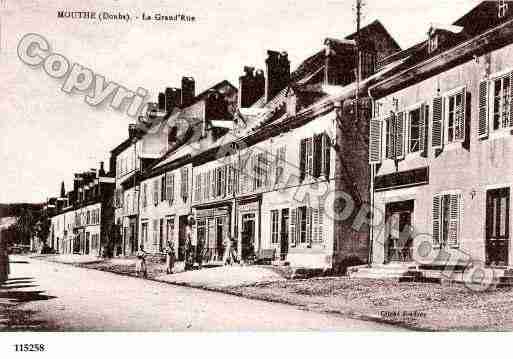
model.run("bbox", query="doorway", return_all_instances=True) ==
[486,188,510,266]
[241,213,256,260]
[178,215,188,261]
[385,200,414,263]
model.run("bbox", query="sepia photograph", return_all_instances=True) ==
[2,0,513,354]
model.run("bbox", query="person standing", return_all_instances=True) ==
[184,216,195,271]
[223,235,232,265]
[135,244,148,278]
[164,240,175,274]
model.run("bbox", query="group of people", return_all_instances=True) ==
[0,233,10,284]
[133,216,240,278]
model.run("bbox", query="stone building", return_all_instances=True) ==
[364,1,513,271]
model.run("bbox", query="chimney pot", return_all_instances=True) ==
[265,49,290,103]
[181,77,195,107]
[239,66,265,108]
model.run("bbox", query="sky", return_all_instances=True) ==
[0,0,482,204]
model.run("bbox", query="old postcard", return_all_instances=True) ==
[1,0,513,354]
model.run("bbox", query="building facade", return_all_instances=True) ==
[368,1,513,268]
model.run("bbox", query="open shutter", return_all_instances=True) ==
[369,117,382,163]
[433,195,442,247]
[221,166,227,197]
[479,80,489,138]
[395,111,406,159]
[455,87,466,142]
[167,173,174,205]
[226,165,233,196]
[318,203,324,243]
[419,104,428,156]
[312,207,319,243]
[289,208,297,247]
[323,133,331,177]
[432,97,443,149]
[299,139,306,180]
[510,72,513,128]
[448,194,461,247]
[313,134,323,178]
[306,207,312,245]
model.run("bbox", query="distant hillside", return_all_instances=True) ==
[0,203,44,218]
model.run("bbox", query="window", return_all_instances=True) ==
[153,179,159,206]
[141,222,149,245]
[300,134,330,179]
[166,216,175,245]
[142,183,147,208]
[161,175,167,201]
[408,108,421,153]
[152,219,159,245]
[166,173,175,205]
[298,206,309,244]
[487,188,510,239]
[274,146,286,186]
[195,174,202,202]
[493,76,511,131]
[446,91,465,143]
[271,210,279,244]
[385,115,396,159]
[428,34,438,54]
[433,193,461,247]
[499,0,509,18]
[253,153,267,190]
[180,167,189,203]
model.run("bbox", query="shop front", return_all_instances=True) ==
[236,196,261,262]
[194,204,232,264]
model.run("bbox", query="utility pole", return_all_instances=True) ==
[355,0,363,126]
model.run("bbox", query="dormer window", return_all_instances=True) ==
[499,0,509,19]
[428,34,439,54]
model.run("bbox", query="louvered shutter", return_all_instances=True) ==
[432,97,443,149]
[318,203,324,243]
[395,111,406,159]
[299,139,306,180]
[432,195,442,246]
[264,151,270,188]
[312,207,320,243]
[369,117,382,164]
[306,207,312,245]
[478,80,489,139]
[448,194,461,247]
[251,155,257,191]
[323,134,331,177]
[289,208,297,247]
[313,134,323,178]
[221,166,226,197]
[212,169,218,198]
[419,104,428,156]
[510,72,513,128]
[226,165,233,196]
[170,173,175,205]
[153,219,159,245]
[455,87,466,142]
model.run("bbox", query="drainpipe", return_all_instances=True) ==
[367,85,375,267]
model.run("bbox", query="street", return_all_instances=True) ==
[0,256,401,331]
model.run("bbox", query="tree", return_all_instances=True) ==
[60,181,66,198]
[13,207,37,245]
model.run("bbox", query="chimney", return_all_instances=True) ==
[181,77,195,107]
[238,66,266,108]
[265,50,290,103]
[165,87,182,113]
[158,92,166,111]
[99,161,106,177]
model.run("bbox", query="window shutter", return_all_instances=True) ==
[299,139,306,180]
[369,117,382,164]
[306,207,312,245]
[313,134,323,178]
[318,203,324,243]
[306,138,314,176]
[323,134,330,178]
[395,111,406,159]
[226,165,233,196]
[153,219,158,245]
[448,194,461,247]
[419,104,428,156]
[432,97,444,149]
[510,72,513,128]
[251,155,257,191]
[289,208,297,247]
[432,195,442,246]
[455,88,466,142]
[212,169,218,198]
[221,166,227,197]
[478,80,489,139]
[312,207,319,243]
[161,175,167,201]
[170,173,175,205]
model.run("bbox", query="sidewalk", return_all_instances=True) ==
[156,265,288,289]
